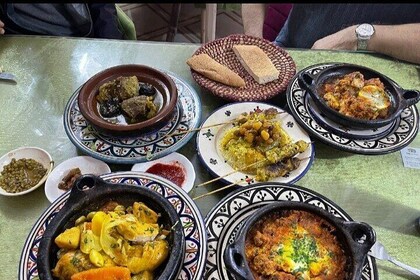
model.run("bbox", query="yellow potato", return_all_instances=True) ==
[54,226,81,249]
[91,211,108,236]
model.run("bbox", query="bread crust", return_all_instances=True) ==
[187,53,246,87]
[233,45,279,84]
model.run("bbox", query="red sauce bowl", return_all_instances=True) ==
[131,152,195,192]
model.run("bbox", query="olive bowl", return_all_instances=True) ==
[0,146,54,196]
[224,201,376,280]
[298,63,420,129]
[77,64,178,137]
[37,174,185,280]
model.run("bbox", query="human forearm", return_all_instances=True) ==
[368,24,420,64]
[241,4,265,38]
[312,23,420,64]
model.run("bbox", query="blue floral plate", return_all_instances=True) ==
[19,171,207,280]
[63,72,201,164]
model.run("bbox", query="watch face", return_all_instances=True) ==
[357,24,374,37]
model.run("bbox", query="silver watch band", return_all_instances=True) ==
[357,39,368,51]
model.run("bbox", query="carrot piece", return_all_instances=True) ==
[70,267,131,280]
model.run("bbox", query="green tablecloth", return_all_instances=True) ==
[0,35,419,279]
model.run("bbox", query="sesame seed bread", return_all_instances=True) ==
[187,53,246,88]
[233,45,280,85]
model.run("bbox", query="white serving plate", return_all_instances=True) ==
[0,147,54,196]
[131,152,195,193]
[196,102,314,186]
[44,156,111,203]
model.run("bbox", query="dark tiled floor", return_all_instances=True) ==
[118,3,244,43]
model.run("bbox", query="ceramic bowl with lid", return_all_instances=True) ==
[78,64,178,137]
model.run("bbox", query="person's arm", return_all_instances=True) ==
[0,20,4,34]
[311,23,420,64]
[241,4,266,38]
[369,24,420,64]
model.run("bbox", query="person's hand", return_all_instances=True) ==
[311,25,357,50]
[0,20,5,35]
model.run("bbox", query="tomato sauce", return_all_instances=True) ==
[146,162,186,187]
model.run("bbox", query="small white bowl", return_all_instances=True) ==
[44,156,111,203]
[131,152,195,193]
[0,147,54,196]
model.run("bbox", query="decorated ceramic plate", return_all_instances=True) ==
[19,171,207,280]
[190,34,296,102]
[63,71,201,164]
[196,102,314,186]
[44,156,111,203]
[287,63,419,155]
[306,94,400,140]
[204,182,378,280]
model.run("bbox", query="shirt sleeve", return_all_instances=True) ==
[89,3,124,39]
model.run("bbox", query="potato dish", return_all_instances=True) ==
[219,108,308,182]
[51,201,170,280]
[245,210,347,279]
[320,71,391,120]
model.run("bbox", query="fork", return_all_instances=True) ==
[368,241,420,277]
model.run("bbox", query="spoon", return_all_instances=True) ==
[368,241,420,277]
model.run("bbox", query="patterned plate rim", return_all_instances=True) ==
[19,171,208,280]
[196,101,315,186]
[286,63,419,155]
[190,34,296,102]
[204,182,378,280]
[63,72,202,164]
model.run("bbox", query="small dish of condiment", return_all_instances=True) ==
[0,147,54,196]
[44,156,111,203]
[131,152,195,193]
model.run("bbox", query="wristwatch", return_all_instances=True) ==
[355,23,375,51]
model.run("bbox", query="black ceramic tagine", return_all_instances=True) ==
[298,63,420,129]
[37,174,185,280]
[224,201,376,280]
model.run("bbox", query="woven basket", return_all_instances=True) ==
[190,34,296,102]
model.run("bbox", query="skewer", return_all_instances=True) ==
[164,121,234,138]
[193,181,241,200]
[192,156,312,200]
[195,155,311,188]
[164,110,287,138]
[195,159,267,187]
